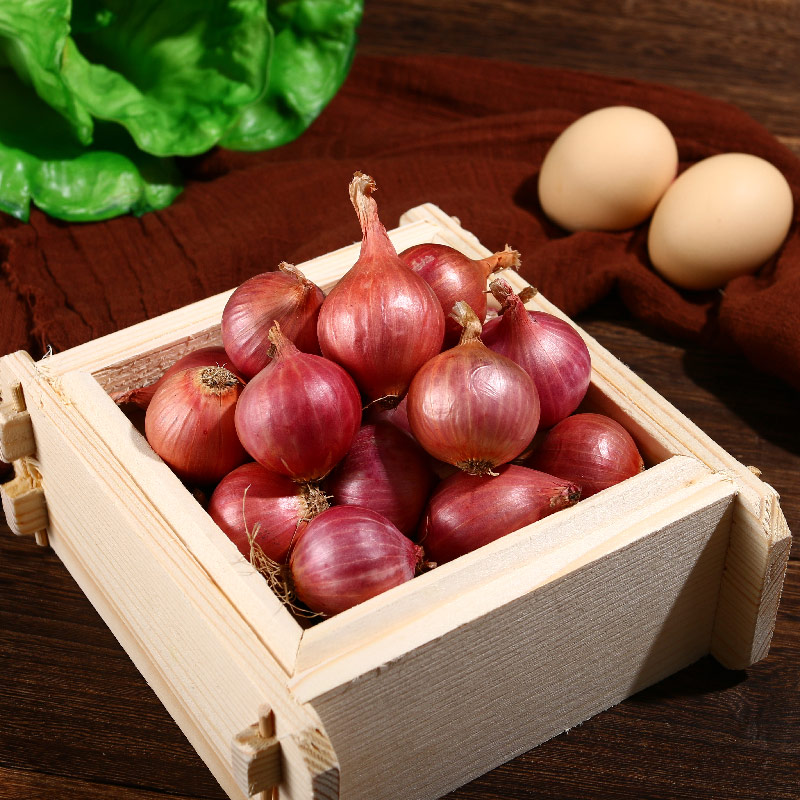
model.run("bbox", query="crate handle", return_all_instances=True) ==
[232,704,282,799]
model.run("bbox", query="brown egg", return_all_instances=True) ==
[647,153,794,290]
[538,106,678,232]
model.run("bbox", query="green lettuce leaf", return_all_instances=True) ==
[1,0,272,157]
[221,0,362,151]
[0,68,181,222]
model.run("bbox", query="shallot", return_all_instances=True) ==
[327,423,435,536]
[483,278,591,429]
[399,242,520,346]
[208,462,329,562]
[111,346,244,409]
[420,464,580,563]
[407,301,540,475]
[221,262,325,380]
[317,173,445,405]
[235,322,361,482]
[526,413,644,498]
[145,365,248,485]
[290,506,422,616]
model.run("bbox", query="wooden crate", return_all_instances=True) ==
[0,204,791,800]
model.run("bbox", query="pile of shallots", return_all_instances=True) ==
[122,172,644,618]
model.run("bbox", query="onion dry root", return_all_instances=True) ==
[111,345,243,409]
[208,462,329,563]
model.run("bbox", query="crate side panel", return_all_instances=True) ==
[2,353,331,800]
[306,487,734,800]
[295,456,712,673]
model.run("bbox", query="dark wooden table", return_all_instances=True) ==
[2,2,798,799]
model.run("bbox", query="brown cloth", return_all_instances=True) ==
[2,55,799,390]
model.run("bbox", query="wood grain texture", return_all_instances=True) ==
[2,2,799,800]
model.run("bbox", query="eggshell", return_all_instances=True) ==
[538,106,678,232]
[647,153,794,290]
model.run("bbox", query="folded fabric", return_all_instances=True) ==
[1,54,798,390]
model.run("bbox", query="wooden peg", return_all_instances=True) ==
[1,459,49,545]
[0,381,36,462]
[232,705,282,798]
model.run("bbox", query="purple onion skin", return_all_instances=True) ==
[483,305,591,430]
[399,243,494,347]
[420,464,580,564]
[526,413,644,499]
[407,336,541,474]
[317,173,445,403]
[327,423,436,536]
[290,506,420,616]
[111,346,242,409]
[234,336,362,483]
[222,266,325,380]
[208,462,309,563]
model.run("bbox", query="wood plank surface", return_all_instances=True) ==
[1,2,798,800]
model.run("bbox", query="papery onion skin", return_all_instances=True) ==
[407,301,540,475]
[526,413,644,498]
[208,462,328,562]
[366,394,414,439]
[327,423,436,536]
[420,464,581,564]
[145,366,248,485]
[111,346,244,409]
[399,242,520,346]
[290,506,421,616]
[317,172,445,404]
[483,278,592,429]
[222,262,325,380]
[235,323,361,482]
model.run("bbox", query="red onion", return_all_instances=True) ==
[526,413,644,498]
[327,423,436,536]
[399,242,520,346]
[235,322,361,482]
[290,506,422,616]
[407,301,540,475]
[222,262,325,380]
[420,464,580,564]
[208,462,329,562]
[111,346,244,409]
[145,366,248,485]
[483,278,592,429]
[317,173,445,405]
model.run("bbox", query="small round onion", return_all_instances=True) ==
[290,506,422,616]
[111,346,244,409]
[327,423,436,536]
[420,464,580,564]
[526,413,644,498]
[222,262,325,380]
[483,278,591,429]
[399,242,520,346]
[317,172,445,405]
[366,394,414,439]
[208,462,329,562]
[407,301,540,475]
[235,322,362,482]
[145,366,248,485]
